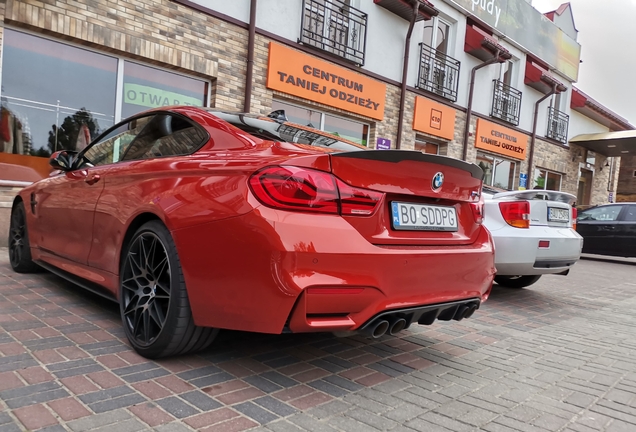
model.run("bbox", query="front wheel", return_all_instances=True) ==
[494,275,541,289]
[8,201,41,273]
[119,220,218,359]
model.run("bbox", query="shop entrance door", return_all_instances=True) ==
[577,169,593,206]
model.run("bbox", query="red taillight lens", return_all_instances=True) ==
[249,166,382,216]
[336,179,383,216]
[572,207,577,230]
[470,194,485,225]
[498,201,530,228]
[249,166,339,213]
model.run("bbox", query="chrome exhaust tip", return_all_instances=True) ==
[370,320,389,338]
[389,318,407,335]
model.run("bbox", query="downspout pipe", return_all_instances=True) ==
[526,83,560,180]
[395,0,420,150]
[461,49,508,161]
[243,0,257,113]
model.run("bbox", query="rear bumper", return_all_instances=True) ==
[174,207,495,334]
[492,226,583,276]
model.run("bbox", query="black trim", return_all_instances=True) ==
[35,259,118,303]
[332,150,484,179]
[533,259,578,269]
[358,298,481,330]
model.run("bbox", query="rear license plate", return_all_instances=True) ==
[548,207,569,222]
[391,202,458,231]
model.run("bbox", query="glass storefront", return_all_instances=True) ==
[271,100,369,146]
[0,29,209,179]
[476,151,516,190]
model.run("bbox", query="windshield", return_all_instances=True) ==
[207,110,367,152]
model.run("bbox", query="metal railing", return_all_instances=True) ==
[299,0,367,65]
[491,80,522,126]
[546,107,569,143]
[417,44,461,102]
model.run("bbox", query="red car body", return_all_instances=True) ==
[12,106,495,356]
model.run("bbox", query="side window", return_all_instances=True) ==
[623,206,636,222]
[81,116,152,167]
[578,205,623,221]
[121,114,207,161]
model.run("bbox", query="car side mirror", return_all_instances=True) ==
[49,150,78,171]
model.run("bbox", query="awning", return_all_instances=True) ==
[373,0,438,22]
[570,130,636,157]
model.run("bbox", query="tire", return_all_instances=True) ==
[119,220,218,359]
[494,275,542,289]
[8,201,41,273]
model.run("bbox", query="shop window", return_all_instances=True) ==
[533,168,562,191]
[122,62,208,119]
[271,100,369,146]
[414,141,439,155]
[476,151,516,190]
[0,29,209,162]
[1,29,117,158]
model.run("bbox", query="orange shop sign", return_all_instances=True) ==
[266,42,386,120]
[412,96,456,140]
[475,118,528,161]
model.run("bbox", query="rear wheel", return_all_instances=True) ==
[494,275,541,289]
[8,201,41,273]
[119,221,218,358]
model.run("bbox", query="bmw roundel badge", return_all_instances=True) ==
[432,172,444,190]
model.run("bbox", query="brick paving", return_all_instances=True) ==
[1,248,635,431]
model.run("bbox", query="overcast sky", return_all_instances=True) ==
[531,0,636,126]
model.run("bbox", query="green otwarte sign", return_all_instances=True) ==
[124,83,203,108]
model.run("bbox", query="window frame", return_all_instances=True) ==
[476,151,517,191]
[532,167,563,191]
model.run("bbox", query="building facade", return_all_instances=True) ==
[0,0,633,242]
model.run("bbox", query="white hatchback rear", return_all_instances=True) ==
[483,188,583,288]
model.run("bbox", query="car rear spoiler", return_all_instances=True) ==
[490,190,576,205]
[331,150,484,179]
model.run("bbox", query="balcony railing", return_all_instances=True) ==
[491,80,522,126]
[546,107,569,143]
[417,43,460,102]
[299,0,367,66]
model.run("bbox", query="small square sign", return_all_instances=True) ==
[376,137,391,150]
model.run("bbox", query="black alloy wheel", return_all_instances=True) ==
[121,231,171,347]
[119,221,218,358]
[8,201,40,273]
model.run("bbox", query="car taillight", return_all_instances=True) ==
[498,201,530,228]
[249,166,382,216]
[336,179,383,216]
[572,207,577,230]
[470,194,484,225]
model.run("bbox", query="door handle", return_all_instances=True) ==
[85,174,101,185]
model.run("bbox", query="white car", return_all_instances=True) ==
[482,187,583,288]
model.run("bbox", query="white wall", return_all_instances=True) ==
[192,0,250,22]
[569,111,609,140]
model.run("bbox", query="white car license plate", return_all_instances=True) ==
[548,207,569,222]
[391,202,458,231]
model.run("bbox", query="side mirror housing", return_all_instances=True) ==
[49,150,77,171]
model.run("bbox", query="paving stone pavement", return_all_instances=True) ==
[1,248,636,431]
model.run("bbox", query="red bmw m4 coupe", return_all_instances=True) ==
[8,106,495,358]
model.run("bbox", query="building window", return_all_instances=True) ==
[418,17,460,102]
[0,29,209,159]
[415,141,439,155]
[533,168,562,191]
[271,100,369,146]
[476,151,516,190]
[299,0,368,65]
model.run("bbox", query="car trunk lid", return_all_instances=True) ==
[490,190,576,228]
[329,150,484,246]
